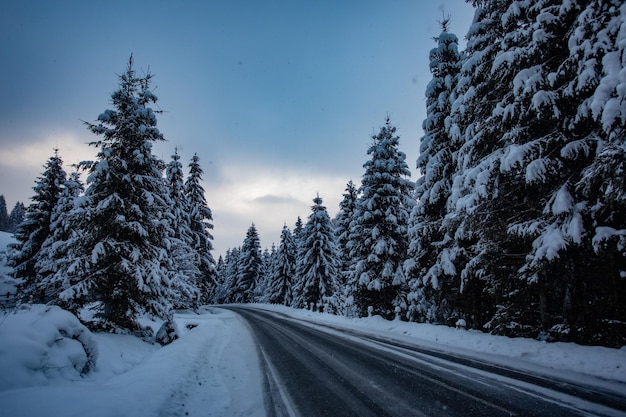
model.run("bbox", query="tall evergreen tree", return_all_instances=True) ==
[54,56,178,331]
[8,202,26,233]
[10,149,66,301]
[166,148,200,308]
[333,180,359,314]
[349,118,414,319]
[438,0,626,345]
[293,195,341,312]
[406,19,462,324]
[268,225,296,305]
[234,224,263,303]
[184,153,217,303]
[35,171,84,302]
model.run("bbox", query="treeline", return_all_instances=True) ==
[0,195,26,233]
[8,57,217,332]
[217,1,626,348]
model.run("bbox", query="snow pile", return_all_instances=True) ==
[0,304,98,390]
[0,308,264,417]
[251,304,626,384]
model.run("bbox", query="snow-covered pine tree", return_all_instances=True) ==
[221,247,240,303]
[406,18,462,324]
[234,224,263,303]
[55,56,178,331]
[35,170,84,302]
[253,246,274,303]
[268,225,296,305]
[8,202,26,233]
[440,0,626,345]
[498,0,626,344]
[184,153,217,303]
[292,195,340,312]
[333,180,359,315]
[0,195,9,232]
[349,118,414,319]
[10,149,66,302]
[290,216,305,306]
[166,148,200,308]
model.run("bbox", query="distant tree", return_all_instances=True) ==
[333,180,359,314]
[54,56,179,331]
[268,225,296,305]
[0,195,9,231]
[221,247,240,303]
[290,216,305,305]
[166,148,200,308]
[293,195,341,312]
[234,224,263,303]
[10,149,66,301]
[8,202,26,233]
[349,118,414,319]
[35,171,84,302]
[184,153,217,303]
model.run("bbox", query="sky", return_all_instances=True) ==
[0,0,475,257]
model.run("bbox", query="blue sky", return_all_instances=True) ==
[0,0,475,256]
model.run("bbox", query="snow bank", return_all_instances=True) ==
[0,304,98,390]
[250,304,626,384]
[0,308,265,417]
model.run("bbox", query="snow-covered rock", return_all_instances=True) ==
[0,304,98,390]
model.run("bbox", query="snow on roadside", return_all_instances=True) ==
[0,308,265,417]
[248,303,626,385]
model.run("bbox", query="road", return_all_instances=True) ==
[228,307,626,417]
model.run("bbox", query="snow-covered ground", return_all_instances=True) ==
[1,228,625,416]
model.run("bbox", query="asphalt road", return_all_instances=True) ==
[228,307,626,417]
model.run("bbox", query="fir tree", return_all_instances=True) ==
[35,170,84,302]
[55,56,178,331]
[10,149,66,301]
[234,224,263,303]
[184,153,217,303]
[406,18,462,324]
[333,180,359,315]
[349,118,414,319]
[8,202,26,233]
[268,224,296,305]
[293,195,341,312]
[166,148,200,308]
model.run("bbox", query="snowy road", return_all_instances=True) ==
[230,307,626,417]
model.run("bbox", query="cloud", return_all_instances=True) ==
[208,161,349,255]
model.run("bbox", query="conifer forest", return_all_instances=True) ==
[5,1,626,348]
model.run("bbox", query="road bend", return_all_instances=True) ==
[228,307,625,417]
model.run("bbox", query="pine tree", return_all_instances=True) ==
[10,149,66,302]
[290,216,305,306]
[0,195,9,232]
[184,153,217,303]
[333,180,358,315]
[234,224,263,303]
[221,247,240,303]
[166,148,200,308]
[8,202,26,233]
[439,0,626,345]
[55,56,178,331]
[349,118,414,319]
[293,195,341,312]
[35,171,84,302]
[268,224,296,305]
[406,19,462,324]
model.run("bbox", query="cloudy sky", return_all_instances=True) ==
[0,0,475,256]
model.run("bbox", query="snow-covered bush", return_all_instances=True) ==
[0,304,98,390]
